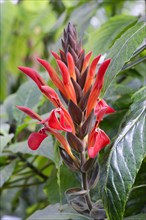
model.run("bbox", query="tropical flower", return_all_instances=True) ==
[17,22,115,162]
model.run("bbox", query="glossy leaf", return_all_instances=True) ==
[101,87,146,220]
[102,21,146,98]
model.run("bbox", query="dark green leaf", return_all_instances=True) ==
[124,214,146,220]
[101,87,146,220]
[102,22,145,98]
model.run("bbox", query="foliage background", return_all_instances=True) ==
[0,0,145,220]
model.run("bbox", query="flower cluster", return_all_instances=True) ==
[17,23,114,165]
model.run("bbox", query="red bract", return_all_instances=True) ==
[88,128,110,158]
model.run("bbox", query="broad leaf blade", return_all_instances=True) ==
[85,15,137,56]
[102,21,146,98]
[9,136,55,162]
[13,81,41,124]
[102,88,146,220]
[0,161,16,187]
[27,203,90,220]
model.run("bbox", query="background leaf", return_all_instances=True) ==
[13,81,41,124]
[9,136,55,163]
[101,87,146,220]
[27,203,90,220]
[0,161,16,188]
[85,15,137,56]
[102,21,146,98]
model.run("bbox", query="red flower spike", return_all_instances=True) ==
[47,108,72,132]
[83,55,101,94]
[95,99,115,121]
[67,52,76,81]
[57,60,77,104]
[41,86,63,107]
[18,66,46,90]
[28,130,48,150]
[51,51,61,60]
[16,106,42,121]
[88,128,110,158]
[81,51,92,74]
[86,59,111,117]
[37,58,67,98]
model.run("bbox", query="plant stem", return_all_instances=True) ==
[81,151,93,211]
[17,153,48,181]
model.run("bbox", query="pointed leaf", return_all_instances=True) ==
[101,88,146,220]
[102,22,145,98]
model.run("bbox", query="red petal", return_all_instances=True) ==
[86,59,111,117]
[48,109,72,132]
[88,128,110,158]
[18,66,45,89]
[84,55,101,94]
[16,106,41,121]
[67,52,76,81]
[81,51,92,74]
[41,86,63,107]
[37,58,66,96]
[28,132,47,150]
[95,99,115,121]
[51,51,61,60]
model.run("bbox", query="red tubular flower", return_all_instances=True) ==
[18,67,46,90]
[83,55,101,94]
[95,99,115,122]
[48,108,72,132]
[41,85,63,107]
[81,51,92,74]
[57,60,77,103]
[37,58,67,98]
[51,51,61,60]
[86,59,111,117]
[41,108,74,133]
[88,127,110,158]
[67,52,76,81]
[28,129,48,150]
[16,106,42,121]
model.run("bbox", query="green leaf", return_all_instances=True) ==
[102,21,146,98]
[13,81,41,124]
[0,161,16,187]
[85,15,137,56]
[9,136,55,162]
[27,203,90,220]
[124,214,146,220]
[101,87,146,220]
[0,134,14,152]
[4,93,16,123]
[44,165,79,203]
[124,158,146,217]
